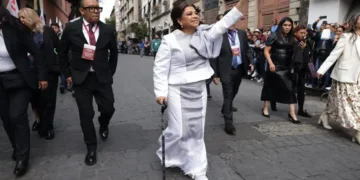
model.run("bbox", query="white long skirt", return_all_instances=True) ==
[156,80,208,178]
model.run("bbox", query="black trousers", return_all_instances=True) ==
[73,73,115,151]
[31,73,59,134]
[0,76,32,161]
[205,78,212,96]
[221,65,244,121]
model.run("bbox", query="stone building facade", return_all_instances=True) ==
[203,0,304,31]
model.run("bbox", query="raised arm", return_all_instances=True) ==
[204,0,246,40]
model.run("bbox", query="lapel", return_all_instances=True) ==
[77,18,88,44]
[223,33,232,53]
[355,38,360,58]
[2,25,15,59]
[237,29,245,55]
[96,22,105,49]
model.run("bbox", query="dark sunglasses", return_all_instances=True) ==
[82,6,103,12]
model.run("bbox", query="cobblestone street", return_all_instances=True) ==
[0,54,359,180]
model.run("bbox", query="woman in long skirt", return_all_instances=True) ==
[153,0,246,179]
[317,14,360,143]
[260,17,301,123]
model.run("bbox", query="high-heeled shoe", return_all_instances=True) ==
[262,108,270,118]
[288,114,301,124]
[317,118,332,130]
[352,131,360,144]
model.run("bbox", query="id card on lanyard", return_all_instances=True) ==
[228,31,240,56]
[82,23,98,61]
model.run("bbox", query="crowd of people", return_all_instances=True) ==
[243,17,348,92]
[118,34,162,59]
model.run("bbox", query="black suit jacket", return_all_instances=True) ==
[212,29,253,82]
[2,23,46,89]
[59,18,118,85]
[42,26,61,74]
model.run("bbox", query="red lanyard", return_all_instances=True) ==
[228,30,237,45]
[83,23,98,38]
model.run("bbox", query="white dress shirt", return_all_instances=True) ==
[82,19,99,72]
[0,30,16,72]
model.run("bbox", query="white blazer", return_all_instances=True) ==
[153,7,243,98]
[317,33,360,84]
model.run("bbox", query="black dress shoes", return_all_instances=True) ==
[99,126,109,141]
[85,151,97,166]
[232,107,238,112]
[298,110,312,118]
[14,160,28,176]
[39,130,55,140]
[225,122,236,135]
[32,121,40,131]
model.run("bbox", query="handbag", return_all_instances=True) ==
[307,62,317,78]
[0,71,27,89]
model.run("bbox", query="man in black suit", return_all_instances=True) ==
[59,0,118,165]
[212,10,254,135]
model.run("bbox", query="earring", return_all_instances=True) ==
[180,24,183,28]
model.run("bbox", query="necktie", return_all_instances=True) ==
[228,31,238,68]
[88,24,96,46]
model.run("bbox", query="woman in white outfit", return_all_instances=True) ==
[317,14,360,143]
[153,0,246,179]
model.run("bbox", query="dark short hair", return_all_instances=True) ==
[294,25,307,32]
[337,26,345,31]
[171,0,200,30]
[51,23,60,28]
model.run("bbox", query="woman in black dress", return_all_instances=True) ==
[261,17,300,123]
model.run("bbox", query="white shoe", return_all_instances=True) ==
[257,78,264,83]
[352,131,360,144]
[251,71,258,78]
[195,175,208,180]
[318,117,332,130]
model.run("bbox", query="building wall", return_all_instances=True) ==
[3,0,70,27]
[307,0,352,24]
[43,0,71,26]
[225,0,248,29]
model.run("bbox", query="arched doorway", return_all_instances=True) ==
[258,0,289,29]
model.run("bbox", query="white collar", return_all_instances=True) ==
[82,18,97,27]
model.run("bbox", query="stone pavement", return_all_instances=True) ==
[0,54,359,180]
